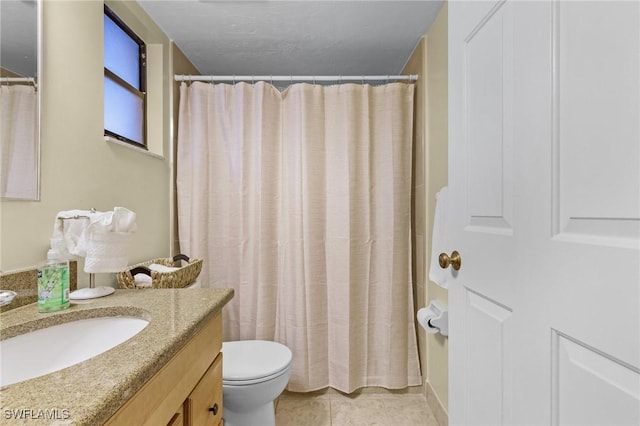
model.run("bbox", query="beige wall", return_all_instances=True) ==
[425,2,449,412]
[0,0,172,287]
[403,1,449,414]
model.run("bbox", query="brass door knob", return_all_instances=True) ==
[439,251,461,271]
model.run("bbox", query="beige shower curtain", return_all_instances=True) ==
[0,85,38,199]
[177,81,421,392]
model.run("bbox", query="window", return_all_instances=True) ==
[104,5,146,147]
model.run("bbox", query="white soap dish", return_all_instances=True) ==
[0,290,17,306]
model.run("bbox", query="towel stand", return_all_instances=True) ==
[55,208,114,298]
[56,209,95,284]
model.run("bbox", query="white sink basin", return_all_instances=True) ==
[0,316,149,387]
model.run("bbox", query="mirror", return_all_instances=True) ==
[0,0,39,200]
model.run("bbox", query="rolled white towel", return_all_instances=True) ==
[148,264,179,273]
[132,264,179,288]
[133,273,153,288]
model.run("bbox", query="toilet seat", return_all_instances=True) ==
[222,340,292,385]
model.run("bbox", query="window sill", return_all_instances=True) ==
[105,136,165,160]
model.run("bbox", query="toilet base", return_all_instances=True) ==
[223,401,275,426]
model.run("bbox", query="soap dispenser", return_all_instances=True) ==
[37,250,70,313]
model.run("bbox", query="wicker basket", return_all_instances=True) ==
[117,254,203,289]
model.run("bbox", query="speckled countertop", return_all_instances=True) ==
[0,288,233,425]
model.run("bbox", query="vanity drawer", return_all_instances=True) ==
[166,405,184,426]
[184,353,223,426]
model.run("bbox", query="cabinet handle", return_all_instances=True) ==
[209,403,219,415]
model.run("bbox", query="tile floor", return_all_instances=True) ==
[275,389,440,426]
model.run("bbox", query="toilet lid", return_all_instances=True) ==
[222,340,292,382]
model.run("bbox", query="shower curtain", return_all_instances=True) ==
[177,81,421,392]
[0,85,38,199]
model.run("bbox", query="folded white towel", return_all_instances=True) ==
[429,187,450,289]
[148,263,179,273]
[83,207,136,273]
[50,207,137,272]
[51,209,102,259]
[112,206,137,232]
[88,207,137,233]
[84,230,134,273]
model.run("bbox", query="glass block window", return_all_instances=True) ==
[104,5,146,147]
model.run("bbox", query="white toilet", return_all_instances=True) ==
[221,340,292,426]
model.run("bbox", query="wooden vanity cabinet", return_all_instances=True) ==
[183,353,223,425]
[166,405,184,426]
[105,313,223,426]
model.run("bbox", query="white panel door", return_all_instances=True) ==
[448,1,518,424]
[448,1,640,425]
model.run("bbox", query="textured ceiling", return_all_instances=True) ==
[0,1,445,80]
[139,0,445,76]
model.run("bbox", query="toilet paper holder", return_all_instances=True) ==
[417,300,449,337]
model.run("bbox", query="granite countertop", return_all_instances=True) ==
[0,288,233,425]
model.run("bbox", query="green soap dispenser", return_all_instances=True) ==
[37,250,70,313]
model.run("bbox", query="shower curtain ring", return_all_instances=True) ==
[233,75,236,85]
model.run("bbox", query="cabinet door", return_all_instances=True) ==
[185,353,223,426]
[166,405,184,426]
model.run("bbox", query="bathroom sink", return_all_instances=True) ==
[0,316,149,387]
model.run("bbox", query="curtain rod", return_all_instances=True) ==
[174,74,418,83]
[0,77,37,87]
